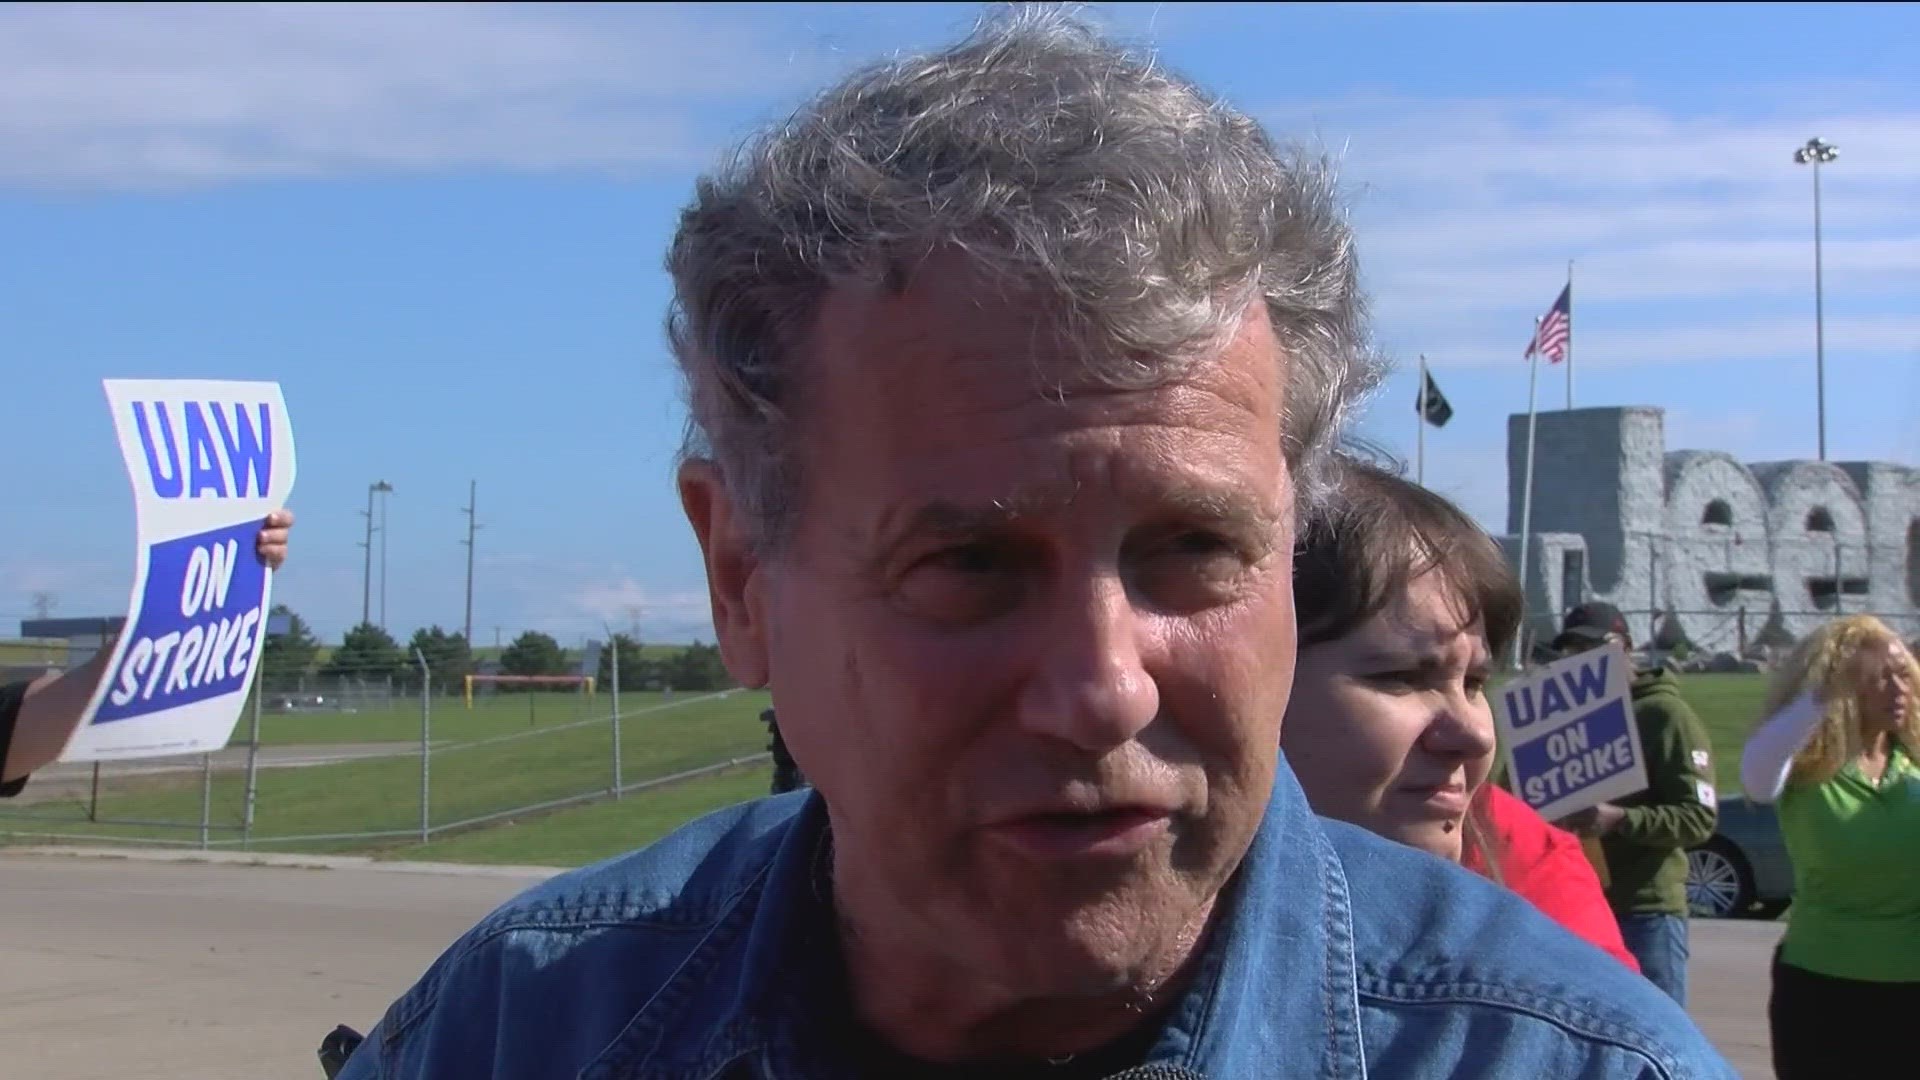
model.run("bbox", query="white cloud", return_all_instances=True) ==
[0,3,834,189]
[567,575,713,640]
[1414,315,1920,371]
[453,554,715,644]
[1255,91,1920,372]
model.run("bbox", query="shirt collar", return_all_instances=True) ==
[583,761,1364,1080]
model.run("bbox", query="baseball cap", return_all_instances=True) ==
[1558,601,1631,648]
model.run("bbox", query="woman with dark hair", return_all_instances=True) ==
[1281,457,1637,969]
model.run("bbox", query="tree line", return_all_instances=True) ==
[257,605,733,693]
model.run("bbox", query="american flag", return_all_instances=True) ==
[1525,284,1571,364]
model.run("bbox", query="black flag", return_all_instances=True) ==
[1417,370,1453,428]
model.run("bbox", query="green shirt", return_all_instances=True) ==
[1597,667,1719,916]
[1777,746,1920,983]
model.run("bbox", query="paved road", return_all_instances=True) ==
[0,850,1782,1079]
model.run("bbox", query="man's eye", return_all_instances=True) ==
[894,545,1026,626]
[921,544,1007,575]
[1128,530,1252,613]
[1160,530,1238,559]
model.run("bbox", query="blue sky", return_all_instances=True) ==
[3,1,1916,647]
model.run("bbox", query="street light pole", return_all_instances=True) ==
[1794,136,1838,462]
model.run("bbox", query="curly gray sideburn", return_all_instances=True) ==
[666,6,1384,552]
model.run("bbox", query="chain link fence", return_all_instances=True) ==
[1517,605,1919,670]
[0,644,773,854]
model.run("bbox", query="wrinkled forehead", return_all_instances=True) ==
[802,259,1285,425]
[872,449,1289,545]
[792,264,1292,529]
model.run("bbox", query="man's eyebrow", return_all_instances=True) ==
[1152,487,1282,538]
[882,492,1063,543]
[877,484,1280,545]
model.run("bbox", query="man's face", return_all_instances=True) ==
[687,265,1298,999]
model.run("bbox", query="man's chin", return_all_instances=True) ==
[963,883,1209,989]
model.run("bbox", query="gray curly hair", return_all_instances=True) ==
[667,5,1383,553]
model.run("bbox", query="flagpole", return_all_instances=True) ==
[1515,326,1543,670]
[1565,261,1575,410]
[1417,355,1427,486]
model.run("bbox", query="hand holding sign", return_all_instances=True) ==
[60,380,297,763]
[1496,641,1650,822]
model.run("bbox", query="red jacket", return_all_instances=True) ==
[1464,785,1641,973]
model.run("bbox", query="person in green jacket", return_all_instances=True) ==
[1549,601,1717,1007]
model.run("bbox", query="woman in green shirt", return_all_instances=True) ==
[1740,614,1919,1079]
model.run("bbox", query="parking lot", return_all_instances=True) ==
[0,849,1780,1079]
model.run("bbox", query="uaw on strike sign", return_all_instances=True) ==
[61,380,297,762]
[1496,641,1650,822]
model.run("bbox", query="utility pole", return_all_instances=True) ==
[379,484,394,632]
[361,491,375,627]
[460,480,482,646]
[361,480,393,627]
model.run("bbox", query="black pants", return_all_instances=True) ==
[1770,948,1920,1078]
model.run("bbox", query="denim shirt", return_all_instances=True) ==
[337,764,1735,1079]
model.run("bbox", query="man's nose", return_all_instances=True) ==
[1012,573,1160,753]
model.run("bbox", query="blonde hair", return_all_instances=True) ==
[1757,614,1920,787]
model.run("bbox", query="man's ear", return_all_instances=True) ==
[679,459,770,689]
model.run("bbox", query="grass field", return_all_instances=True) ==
[1666,672,1772,794]
[0,672,1777,869]
[390,671,1776,869]
[239,688,678,746]
[0,689,774,853]
[394,765,776,866]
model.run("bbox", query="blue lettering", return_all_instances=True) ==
[1562,655,1609,706]
[1536,677,1571,720]
[184,403,228,498]
[133,402,184,499]
[1506,685,1538,730]
[210,402,273,499]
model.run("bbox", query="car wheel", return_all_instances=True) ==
[1687,837,1755,918]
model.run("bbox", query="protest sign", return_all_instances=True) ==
[59,380,297,762]
[1496,640,1649,822]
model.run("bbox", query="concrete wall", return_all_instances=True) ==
[1838,461,1920,638]
[1662,451,1775,654]
[1505,406,1920,650]
[1748,461,1870,639]
[1507,407,1664,644]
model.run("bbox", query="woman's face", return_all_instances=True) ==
[1852,635,1915,736]
[1282,571,1498,863]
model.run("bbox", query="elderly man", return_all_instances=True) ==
[336,12,1731,1079]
